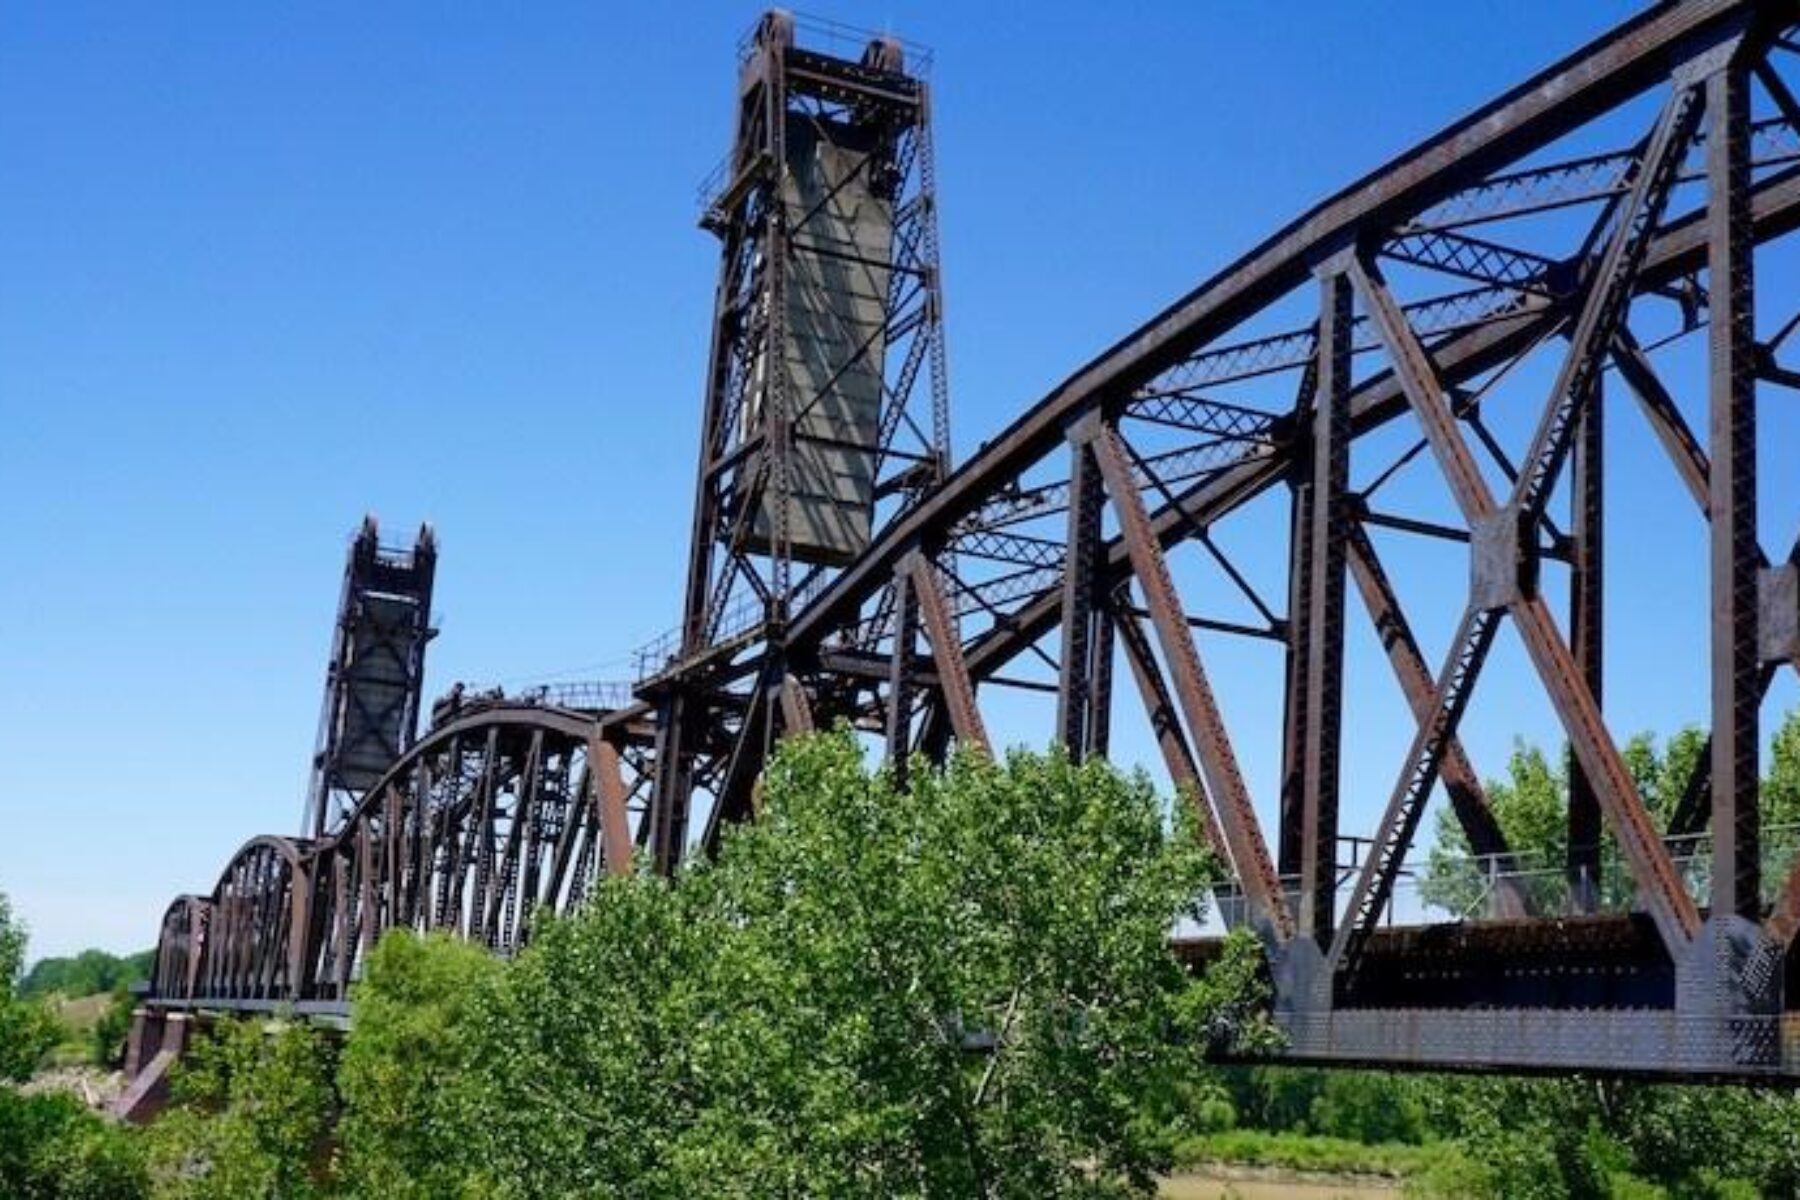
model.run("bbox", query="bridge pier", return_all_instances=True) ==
[116,1008,196,1124]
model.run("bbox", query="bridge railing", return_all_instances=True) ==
[1201,824,1800,933]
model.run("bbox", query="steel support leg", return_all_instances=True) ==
[1295,268,1351,942]
[1058,438,1106,760]
[1345,524,1528,917]
[1087,603,1114,758]
[1278,427,1315,881]
[887,567,920,787]
[1708,60,1760,920]
[648,692,696,876]
[592,734,633,878]
[1117,602,1226,858]
[1569,383,1605,912]
[908,552,990,754]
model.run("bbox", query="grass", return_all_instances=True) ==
[43,991,113,1067]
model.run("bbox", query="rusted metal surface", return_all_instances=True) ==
[1092,422,1293,941]
[1294,270,1351,944]
[142,4,1800,1080]
[1708,57,1763,922]
[1343,526,1527,919]
[907,552,989,754]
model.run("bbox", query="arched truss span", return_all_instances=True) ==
[158,706,649,1005]
[196,836,312,1003]
[152,895,210,1002]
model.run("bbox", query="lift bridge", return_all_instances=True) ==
[127,1,1800,1090]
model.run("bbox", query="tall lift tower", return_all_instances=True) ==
[302,516,438,838]
[639,12,950,871]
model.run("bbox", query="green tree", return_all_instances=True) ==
[145,1018,336,1200]
[447,733,1272,1199]
[335,930,500,1199]
[0,887,147,1199]
[91,987,136,1070]
[0,1090,148,1200]
[21,948,154,1001]
[0,888,58,1082]
[1420,727,1714,917]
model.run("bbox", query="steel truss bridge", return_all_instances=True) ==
[132,1,1800,1083]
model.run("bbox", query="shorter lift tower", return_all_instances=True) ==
[640,12,951,872]
[302,516,438,839]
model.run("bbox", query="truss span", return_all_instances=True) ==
[145,1,1800,1078]
[152,705,645,1007]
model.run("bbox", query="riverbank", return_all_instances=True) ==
[1160,1164,1400,1198]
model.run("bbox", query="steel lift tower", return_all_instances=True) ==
[302,516,438,838]
[638,12,951,872]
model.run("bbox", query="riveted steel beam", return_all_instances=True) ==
[1117,601,1226,860]
[1091,422,1292,940]
[1329,604,1500,980]
[1707,57,1762,920]
[906,551,990,754]
[592,735,634,878]
[1344,523,1527,918]
[887,562,920,785]
[1295,269,1352,942]
[1568,382,1605,913]
[1510,74,1709,527]
[1057,437,1106,759]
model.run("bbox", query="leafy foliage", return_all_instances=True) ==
[0,1089,148,1200]
[1419,721,1789,916]
[145,1018,337,1199]
[91,987,137,1069]
[435,733,1265,1198]
[334,930,499,1199]
[0,888,59,1083]
[0,887,147,1198]
[20,949,154,1001]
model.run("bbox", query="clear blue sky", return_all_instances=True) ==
[8,0,1761,962]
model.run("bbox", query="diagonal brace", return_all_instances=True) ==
[1091,421,1293,940]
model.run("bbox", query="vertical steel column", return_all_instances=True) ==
[1568,385,1605,912]
[1087,605,1115,758]
[647,695,695,876]
[1708,59,1760,920]
[887,568,920,787]
[1278,419,1317,880]
[1057,436,1106,759]
[591,734,633,878]
[1298,269,1352,942]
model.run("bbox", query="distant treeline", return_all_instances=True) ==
[20,947,153,998]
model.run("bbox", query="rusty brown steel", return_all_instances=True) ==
[140,5,1800,1082]
[1116,603,1227,860]
[1707,57,1763,920]
[1510,593,1701,952]
[1091,421,1292,940]
[778,672,815,735]
[1294,270,1352,942]
[1328,603,1500,978]
[1343,524,1528,918]
[906,551,990,754]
